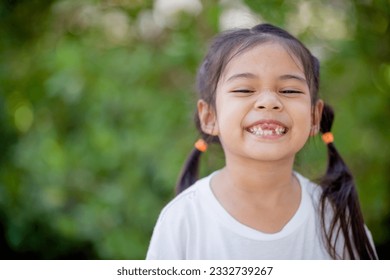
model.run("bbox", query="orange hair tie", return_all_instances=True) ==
[194,139,208,152]
[322,132,334,144]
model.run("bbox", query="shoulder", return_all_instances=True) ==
[157,174,212,223]
[146,173,214,259]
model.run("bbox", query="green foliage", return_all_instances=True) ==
[0,0,389,259]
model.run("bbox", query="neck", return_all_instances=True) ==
[224,156,295,192]
[211,156,301,233]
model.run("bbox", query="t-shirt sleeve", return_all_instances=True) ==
[146,202,187,260]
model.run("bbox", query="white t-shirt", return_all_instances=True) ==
[146,172,362,259]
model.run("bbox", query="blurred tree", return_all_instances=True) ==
[0,0,389,259]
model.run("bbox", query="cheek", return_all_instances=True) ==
[215,97,249,130]
[291,101,313,132]
[299,106,313,136]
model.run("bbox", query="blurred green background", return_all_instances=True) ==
[0,0,389,259]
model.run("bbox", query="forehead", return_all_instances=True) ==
[220,42,305,81]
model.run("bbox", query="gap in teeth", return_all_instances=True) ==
[249,126,286,136]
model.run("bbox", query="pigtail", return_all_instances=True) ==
[176,132,220,194]
[175,146,203,195]
[319,104,377,259]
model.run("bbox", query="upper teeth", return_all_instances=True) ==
[249,126,286,136]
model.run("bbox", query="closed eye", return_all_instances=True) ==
[280,89,303,94]
[231,89,255,93]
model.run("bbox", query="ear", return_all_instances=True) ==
[310,99,324,136]
[197,99,219,136]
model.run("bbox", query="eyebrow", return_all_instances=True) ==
[225,72,307,83]
[226,72,257,82]
[279,74,307,83]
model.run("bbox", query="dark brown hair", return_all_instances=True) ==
[176,23,377,259]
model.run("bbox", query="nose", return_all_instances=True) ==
[254,90,283,111]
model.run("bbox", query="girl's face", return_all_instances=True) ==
[198,42,323,165]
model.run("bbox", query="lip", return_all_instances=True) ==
[245,119,289,138]
[246,119,288,128]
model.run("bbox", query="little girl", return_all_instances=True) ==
[146,23,377,259]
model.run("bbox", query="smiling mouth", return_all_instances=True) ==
[246,123,288,137]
